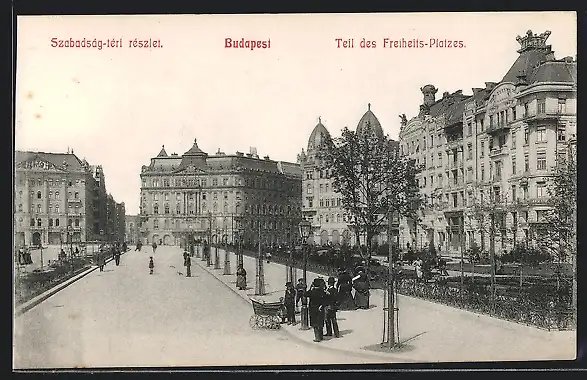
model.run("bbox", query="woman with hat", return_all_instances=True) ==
[236,264,247,290]
[337,268,356,310]
[283,281,296,325]
[352,269,370,309]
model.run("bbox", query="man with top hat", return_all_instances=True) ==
[307,277,327,342]
[324,276,341,337]
[284,281,296,325]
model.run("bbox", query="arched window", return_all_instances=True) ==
[30,218,35,227]
[49,218,53,227]
[223,202,228,213]
[176,204,181,214]
[164,204,170,214]
[68,218,72,226]
[213,202,218,212]
[37,218,42,227]
[55,204,60,213]
[55,218,60,227]
[75,218,80,227]
[37,204,41,213]
[18,204,22,212]
[36,191,41,199]
[154,204,159,214]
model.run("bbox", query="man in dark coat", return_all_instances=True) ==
[295,278,306,313]
[185,255,192,277]
[284,281,296,325]
[336,268,356,310]
[115,248,121,266]
[324,276,340,338]
[307,277,327,342]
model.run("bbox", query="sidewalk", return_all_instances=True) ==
[194,247,575,363]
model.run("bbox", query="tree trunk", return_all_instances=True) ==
[490,213,496,306]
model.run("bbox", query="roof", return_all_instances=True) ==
[157,145,168,157]
[356,104,384,138]
[501,48,555,83]
[307,118,330,151]
[529,59,577,84]
[426,92,471,122]
[183,138,207,156]
[15,151,85,172]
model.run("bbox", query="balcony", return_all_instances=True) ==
[68,198,82,204]
[523,110,563,125]
[489,146,509,158]
[486,122,511,135]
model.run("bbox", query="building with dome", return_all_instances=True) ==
[398,30,577,256]
[14,150,124,247]
[139,139,302,247]
[298,104,399,247]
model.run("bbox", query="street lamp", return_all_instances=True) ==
[214,228,221,269]
[223,230,231,275]
[298,219,311,330]
[255,221,266,295]
[237,226,245,268]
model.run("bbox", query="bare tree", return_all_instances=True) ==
[323,123,422,301]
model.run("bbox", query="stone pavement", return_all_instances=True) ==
[194,246,576,363]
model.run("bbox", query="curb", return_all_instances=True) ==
[193,256,422,363]
[15,254,120,317]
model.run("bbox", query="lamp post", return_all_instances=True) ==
[223,229,231,275]
[298,219,311,330]
[238,226,244,268]
[214,228,221,269]
[255,222,266,295]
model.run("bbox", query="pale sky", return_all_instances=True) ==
[15,12,577,215]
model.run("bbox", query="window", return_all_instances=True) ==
[537,99,546,114]
[480,141,484,157]
[154,219,159,229]
[212,178,218,186]
[37,219,42,227]
[467,143,472,160]
[30,218,35,227]
[201,179,207,187]
[325,183,329,193]
[536,182,546,198]
[37,204,41,213]
[319,199,324,207]
[319,184,323,193]
[467,167,473,182]
[493,187,501,203]
[498,134,506,148]
[512,107,517,120]
[176,204,181,214]
[422,137,426,150]
[18,204,22,211]
[480,119,485,132]
[558,98,567,114]
[55,204,59,213]
[438,174,443,186]
[224,191,228,200]
[223,178,228,186]
[537,151,547,170]
[524,128,529,144]
[49,218,53,227]
[512,132,516,148]
[512,158,517,175]
[212,192,218,200]
[495,161,502,180]
[164,204,170,214]
[423,177,427,187]
[325,199,330,207]
[523,186,529,200]
[557,125,566,141]
[452,193,458,208]
[536,210,546,222]
[154,204,159,214]
[37,191,41,199]
[524,154,529,172]
[523,102,529,117]
[75,218,80,227]
[430,135,434,146]
[536,126,546,142]
[307,184,312,194]
[511,185,517,202]
[437,152,442,167]
[467,123,472,136]
[490,115,495,128]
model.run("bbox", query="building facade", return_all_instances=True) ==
[125,215,140,244]
[14,151,125,247]
[139,139,302,247]
[298,105,400,247]
[399,30,577,255]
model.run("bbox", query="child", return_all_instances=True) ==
[278,297,287,324]
[149,257,154,275]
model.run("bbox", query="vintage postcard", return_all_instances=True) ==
[13,12,577,369]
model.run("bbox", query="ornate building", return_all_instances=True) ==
[125,215,140,244]
[399,30,577,255]
[14,150,124,247]
[298,104,399,247]
[139,139,302,247]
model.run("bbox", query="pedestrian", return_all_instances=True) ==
[152,241,157,253]
[295,278,306,313]
[336,268,356,310]
[352,270,370,309]
[98,252,105,272]
[324,276,340,338]
[136,241,142,251]
[149,256,154,275]
[115,249,121,266]
[185,255,192,277]
[266,251,272,263]
[307,278,327,342]
[236,264,247,290]
[414,258,423,282]
[284,281,296,325]
[183,250,189,266]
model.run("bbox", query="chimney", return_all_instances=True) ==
[236,151,244,157]
[264,155,270,160]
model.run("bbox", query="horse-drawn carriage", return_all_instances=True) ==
[248,297,285,330]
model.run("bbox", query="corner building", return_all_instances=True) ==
[298,105,399,246]
[139,139,302,247]
[399,30,576,255]
[14,151,124,247]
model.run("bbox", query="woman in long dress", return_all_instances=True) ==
[236,265,247,290]
[336,268,356,310]
[352,270,370,309]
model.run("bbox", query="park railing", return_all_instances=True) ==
[231,245,575,331]
[14,256,94,306]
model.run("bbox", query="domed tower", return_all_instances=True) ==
[307,117,330,152]
[356,103,384,138]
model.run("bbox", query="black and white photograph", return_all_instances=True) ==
[13,12,577,369]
